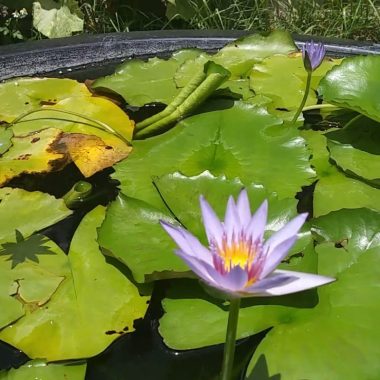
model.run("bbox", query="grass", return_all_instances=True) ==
[78,0,380,42]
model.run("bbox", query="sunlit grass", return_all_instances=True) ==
[78,0,380,41]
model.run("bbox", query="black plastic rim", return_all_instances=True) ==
[0,30,380,81]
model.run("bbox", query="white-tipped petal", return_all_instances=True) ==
[160,221,213,265]
[199,195,224,246]
[236,189,251,227]
[247,269,335,297]
[246,199,268,242]
[259,235,297,279]
[265,213,307,253]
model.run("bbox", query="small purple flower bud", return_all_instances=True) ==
[302,41,326,72]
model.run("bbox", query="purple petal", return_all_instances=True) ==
[236,189,251,228]
[244,270,335,297]
[160,220,213,265]
[246,199,268,243]
[259,235,297,279]
[199,195,224,246]
[224,195,240,242]
[209,265,248,293]
[264,213,307,254]
[175,249,217,284]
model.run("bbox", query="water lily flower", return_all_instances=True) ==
[302,41,326,72]
[161,190,334,298]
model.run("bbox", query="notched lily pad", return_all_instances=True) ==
[0,206,150,361]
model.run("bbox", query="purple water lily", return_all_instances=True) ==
[302,41,326,72]
[161,190,334,298]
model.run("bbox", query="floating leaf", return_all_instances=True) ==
[319,55,380,122]
[0,128,12,155]
[99,171,307,283]
[0,206,150,361]
[314,170,380,216]
[33,0,84,39]
[0,187,72,244]
[0,359,86,380]
[175,31,297,87]
[0,237,67,330]
[0,230,56,269]
[249,53,340,113]
[0,78,90,123]
[245,208,380,380]
[60,133,131,178]
[114,102,315,210]
[325,117,380,183]
[159,241,316,350]
[92,49,202,107]
[0,128,66,186]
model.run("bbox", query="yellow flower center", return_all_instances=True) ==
[219,236,255,272]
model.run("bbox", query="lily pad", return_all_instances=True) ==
[175,30,297,88]
[0,128,12,155]
[319,55,380,122]
[0,360,86,380]
[113,101,315,210]
[99,172,307,283]
[0,187,72,244]
[245,208,380,380]
[0,128,66,186]
[325,117,380,183]
[92,49,202,107]
[0,206,150,361]
[249,53,340,113]
[0,78,91,123]
[0,237,68,330]
[158,241,317,350]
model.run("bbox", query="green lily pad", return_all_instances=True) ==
[99,171,308,283]
[314,169,380,216]
[113,102,315,210]
[0,236,67,330]
[0,206,150,361]
[246,208,380,380]
[319,55,380,122]
[0,127,12,155]
[0,78,91,123]
[175,30,297,88]
[325,117,380,183]
[92,49,202,107]
[158,241,317,350]
[0,187,72,244]
[0,360,86,380]
[249,53,340,113]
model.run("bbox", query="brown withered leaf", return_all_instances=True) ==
[60,133,132,177]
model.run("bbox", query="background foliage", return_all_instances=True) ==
[0,0,379,44]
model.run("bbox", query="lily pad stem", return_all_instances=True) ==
[9,108,131,145]
[343,114,363,129]
[291,71,312,125]
[63,181,93,209]
[220,297,241,380]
